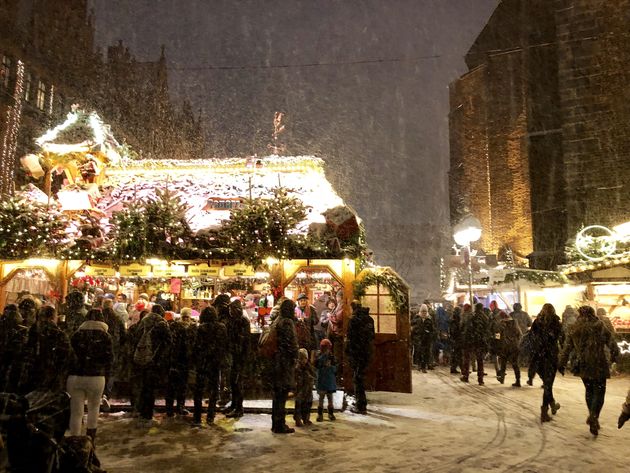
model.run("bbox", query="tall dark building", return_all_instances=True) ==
[449,0,630,269]
[0,0,204,195]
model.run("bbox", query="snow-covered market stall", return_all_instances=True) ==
[0,108,412,394]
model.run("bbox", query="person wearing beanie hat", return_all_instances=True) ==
[293,348,315,427]
[346,305,374,414]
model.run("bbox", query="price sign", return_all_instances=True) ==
[119,264,151,277]
[84,265,116,277]
[188,264,220,277]
[223,264,255,277]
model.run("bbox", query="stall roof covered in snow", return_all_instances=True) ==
[98,155,347,233]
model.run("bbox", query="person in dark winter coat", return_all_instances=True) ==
[17,295,38,327]
[316,338,337,422]
[64,291,87,336]
[20,305,72,393]
[67,308,113,444]
[130,304,172,423]
[434,306,450,365]
[530,303,563,422]
[0,304,28,393]
[346,302,375,414]
[618,388,630,429]
[293,348,315,427]
[559,305,620,436]
[488,301,502,379]
[497,311,522,386]
[271,299,299,433]
[193,306,228,425]
[461,303,489,385]
[223,300,251,418]
[295,293,319,359]
[102,305,126,410]
[510,303,532,335]
[165,309,196,417]
[411,304,434,372]
[449,306,463,374]
[124,309,148,413]
[213,294,232,406]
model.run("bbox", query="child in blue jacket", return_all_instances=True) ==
[316,338,337,421]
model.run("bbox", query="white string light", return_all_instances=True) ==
[0,60,25,195]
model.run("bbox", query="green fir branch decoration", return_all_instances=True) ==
[353,269,409,313]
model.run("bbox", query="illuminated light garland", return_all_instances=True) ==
[47,84,54,116]
[35,110,78,146]
[0,60,25,195]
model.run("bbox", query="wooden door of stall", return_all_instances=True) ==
[344,268,412,394]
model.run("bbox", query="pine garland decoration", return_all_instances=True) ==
[223,187,307,268]
[353,269,409,313]
[0,196,67,259]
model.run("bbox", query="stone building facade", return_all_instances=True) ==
[0,0,204,195]
[449,0,630,269]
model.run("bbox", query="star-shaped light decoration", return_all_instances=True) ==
[618,340,630,355]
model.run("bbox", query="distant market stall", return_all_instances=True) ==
[0,108,412,394]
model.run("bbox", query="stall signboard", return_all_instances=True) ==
[188,264,221,277]
[119,264,151,277]
[223,264,256,277]
[84,265,116,277]
[153,265,186,278]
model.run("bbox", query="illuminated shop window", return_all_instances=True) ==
[1,55,11,88]
[36,80,46,110]
[362,283,397,334]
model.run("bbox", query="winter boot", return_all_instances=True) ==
[619,411,630,429]
[86,428,97,446]
[316,407,324,422]
[540,406,552,423]
[295,418,304,427]
[526,378,533,386]
[512,379,521,388]
[551,402,561,415]
[460,376,469,383]
[328,407,336,421]
[587,413,599,436]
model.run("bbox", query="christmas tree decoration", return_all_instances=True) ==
[223,187,307,267]
[110,202,148,261]
[0,195,67,259]
[144,186,193,258]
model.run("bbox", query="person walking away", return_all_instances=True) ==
[0,304,28,393]
[213,294,232,407]
[67,308,113,445]
[461,303,489,385]
[510,303,532,335]
[449,306,463,374]
[20,305,71,394]
[559,305,620,436]
[530,303,563,422]
[224,300,251,419]
[346,302,375,414]
[316,338,337,421]
[618,388,630,429]
[165,308,196,417]
[101,304,126,412]
[497,310,522,386]
[293,348,314,427]
[124,309,148,415]
[295,293,319,362]
[130,304,172,425]
[434,306,451,366]
[271,299,299,433]
[413,305,434,372]
[488,301,502,379]
[64,291,87,336]
[192,306,227,426]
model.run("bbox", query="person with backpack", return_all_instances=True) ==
[193,306,227,426]
[130,304,172,425]
[496,310,522,386]
[67,308,113,445]
[346,302,375,414]
[271,299,299,433]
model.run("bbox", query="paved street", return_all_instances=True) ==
[98,369,629,472]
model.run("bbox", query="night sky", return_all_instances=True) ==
[89,0,498,298]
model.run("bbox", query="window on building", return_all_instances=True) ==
[24,72,32,102]
[361,283,397,334]
[36,80,46,110]
[1,55,11,88]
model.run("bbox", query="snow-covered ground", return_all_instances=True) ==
[97,369,629,472]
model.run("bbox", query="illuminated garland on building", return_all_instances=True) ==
[0,60,25,195]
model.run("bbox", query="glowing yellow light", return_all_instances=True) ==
[265,256,279,267]
[146,258,167,266]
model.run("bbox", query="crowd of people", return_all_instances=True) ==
[411,300,629,436]
[0,288,376,448]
